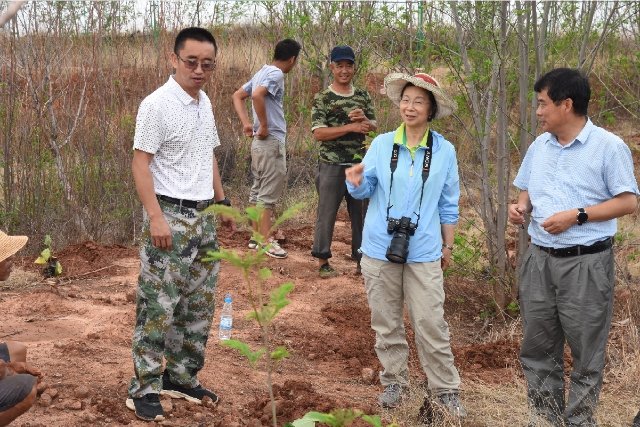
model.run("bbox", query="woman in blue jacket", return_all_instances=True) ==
[346,73,464,419]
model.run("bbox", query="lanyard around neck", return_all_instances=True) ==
[386,130,434,227]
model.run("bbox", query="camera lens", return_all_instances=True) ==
[386,231,410,263]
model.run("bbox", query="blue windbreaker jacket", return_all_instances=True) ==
[346,128,460,263]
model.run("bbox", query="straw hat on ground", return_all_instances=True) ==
[384,72,458,119]
[0,230,28,263]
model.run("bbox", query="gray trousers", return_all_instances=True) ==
[311,162,363,261]
[519,244,614,427]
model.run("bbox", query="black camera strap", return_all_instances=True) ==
[385,130,434,228]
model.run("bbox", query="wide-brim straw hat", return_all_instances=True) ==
[0,230,28,263]
[384,72,458,119]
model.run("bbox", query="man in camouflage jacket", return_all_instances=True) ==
[310,45,377,278]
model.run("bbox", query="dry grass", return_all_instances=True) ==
[0,268,40,290]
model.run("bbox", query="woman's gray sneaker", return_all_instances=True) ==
[377,384,408,408]
[437,393,467,419]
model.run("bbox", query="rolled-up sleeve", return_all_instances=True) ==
[438,148,460,224]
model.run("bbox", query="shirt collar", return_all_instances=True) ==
[544,117,593,147]
[393,123,431,148]
[328,84,355,97]
[168,75,201,106]
[574,118,593,145]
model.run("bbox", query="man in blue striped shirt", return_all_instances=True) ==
[509,68,638,427]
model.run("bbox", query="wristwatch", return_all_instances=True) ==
[442,244,454,251]
[215,197,231,206]
[577,208,588,225]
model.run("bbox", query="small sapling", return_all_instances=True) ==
[34,235,62,278]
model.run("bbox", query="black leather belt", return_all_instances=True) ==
[535,237,613,258]
[157,195,214,211]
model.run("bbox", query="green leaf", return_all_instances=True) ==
[44,235,51,246]
[265,282,294,322]
[40,248,51,262]
[244,205,262,223]
[259,267,272,279]
[301,412,335,423]
[290,419,315,427]
[272,203,305,230]
[270,346,290,361]
[54,261,62,275]
[220,340,265,368]
[246,310,264,324]
[360,415,383,426]
[200,204,247,224]
[34,256,47,265]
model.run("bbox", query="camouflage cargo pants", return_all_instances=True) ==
[128,199,220,398]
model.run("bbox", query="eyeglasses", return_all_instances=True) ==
[400,98,430,107]
[177,54,216,72]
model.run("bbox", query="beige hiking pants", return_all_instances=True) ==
[360,254,461,395]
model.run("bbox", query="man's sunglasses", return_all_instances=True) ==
[177,54,216,72]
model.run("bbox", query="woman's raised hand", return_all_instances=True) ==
[345,163,365,187]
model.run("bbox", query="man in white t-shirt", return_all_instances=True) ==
[232,39,301,259]
[127,27,235,422]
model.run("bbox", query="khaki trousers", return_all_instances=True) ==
[360,254,461,395]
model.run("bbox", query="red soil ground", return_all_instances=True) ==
[1,214,630,426]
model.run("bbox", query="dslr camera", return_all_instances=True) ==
[385,216,417,264]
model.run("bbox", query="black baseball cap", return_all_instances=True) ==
[330,46,355,63]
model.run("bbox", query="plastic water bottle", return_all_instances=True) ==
[219,294,233,341]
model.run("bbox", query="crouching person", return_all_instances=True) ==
[0,231,42,427]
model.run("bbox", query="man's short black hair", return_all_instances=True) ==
[174,27,217,56]
[534,68,590,116]
[273,39,301,62]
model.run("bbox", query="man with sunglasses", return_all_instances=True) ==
[128,27,235,422]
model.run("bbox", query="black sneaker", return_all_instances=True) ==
[318,263,339,278]
[160,370,219,405]
[125,393,165,421]
[633,410,640,427]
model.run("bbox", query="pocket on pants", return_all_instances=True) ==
[360,256,381,277]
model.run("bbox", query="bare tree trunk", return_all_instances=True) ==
[0,0,25,28]
[515,1,532,295]
[586,1,619,75]
[2,20,17,213]
[530,1,550,138]
[494,1,510,317]
[578,1,598,68]
[44,65,90,239]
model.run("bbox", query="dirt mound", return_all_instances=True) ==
[5,291,74,317]
[57,240,138,265]
[53,240,139,278]
[277,225,314,252]
[452,339,522,384]
[94,396,131,425]
[317,303,380,375]
[246,380,376,426]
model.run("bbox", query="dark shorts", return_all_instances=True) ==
[0,342,9,362]
[0,342,37,413]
